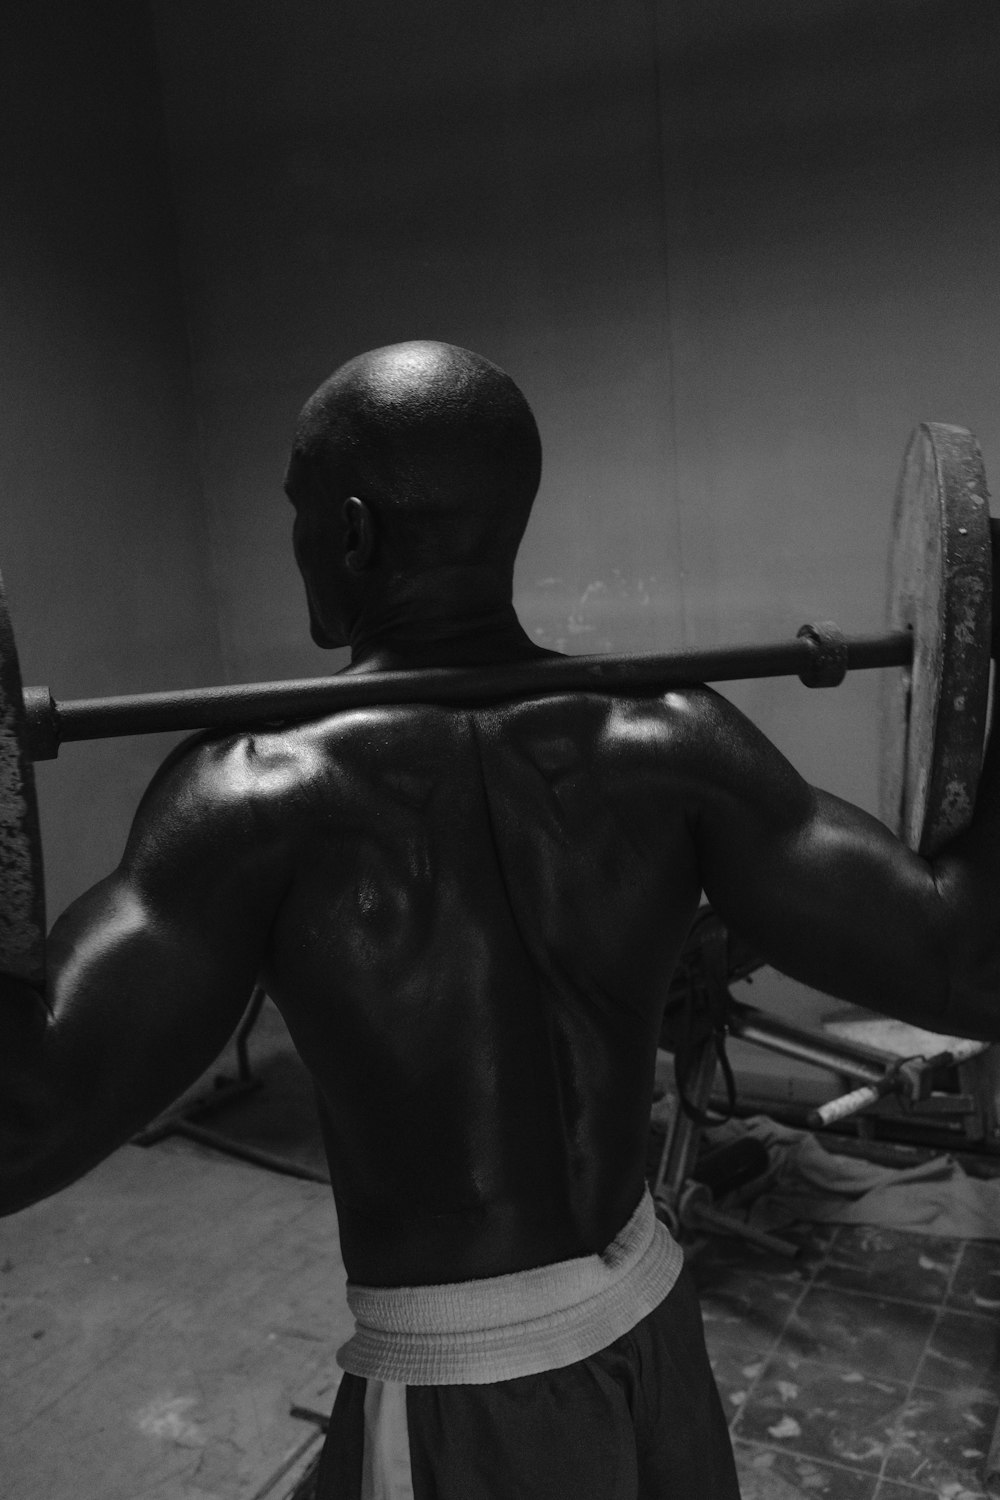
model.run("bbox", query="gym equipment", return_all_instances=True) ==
[0,422,993,986]
[651,909,995,1253]
[807,1036,990,1129]
[879,424,993,855]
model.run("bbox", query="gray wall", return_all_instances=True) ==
[1,2,225,919]
[149,0,687,685]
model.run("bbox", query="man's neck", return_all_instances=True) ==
[342,598,556,675]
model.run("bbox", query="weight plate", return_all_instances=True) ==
[0,565,45,985]
[879,423,992,855]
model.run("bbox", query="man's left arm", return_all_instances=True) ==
[0,733,294,1216]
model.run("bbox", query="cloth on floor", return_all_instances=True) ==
[710,1116,1000,1239]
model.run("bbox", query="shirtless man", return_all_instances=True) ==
[3,340,1000,1498]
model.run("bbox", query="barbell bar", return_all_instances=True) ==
[20,625,914,763]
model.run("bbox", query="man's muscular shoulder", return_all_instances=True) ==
[127,707,424,860]
[600,685,811,829]
[595,683,751,766]
[121,724,322,899]
[135,724,313,819]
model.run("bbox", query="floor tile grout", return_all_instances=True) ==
[733,1433,890,1490]
[872,1236,965,1490]
[727,1225,844,1442]
[808,1274,983,1317]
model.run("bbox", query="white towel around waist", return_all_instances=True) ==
[336,1187,683,1385]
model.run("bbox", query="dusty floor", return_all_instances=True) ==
[693,1219,1000,1499]
[3,1002,1000,1498]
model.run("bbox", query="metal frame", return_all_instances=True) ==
[650,910,992,1249]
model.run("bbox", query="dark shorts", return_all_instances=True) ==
[314,1263,740,1498]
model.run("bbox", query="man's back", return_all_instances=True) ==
[258,692,703,1286]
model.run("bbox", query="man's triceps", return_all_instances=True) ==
[697,771,958,1025]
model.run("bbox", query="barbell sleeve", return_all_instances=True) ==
[21,626,914,761]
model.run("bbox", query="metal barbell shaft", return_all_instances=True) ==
[21,625,913,762]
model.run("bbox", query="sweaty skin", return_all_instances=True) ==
[2,341,1000,1290]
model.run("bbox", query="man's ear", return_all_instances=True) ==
[342,496,377,572]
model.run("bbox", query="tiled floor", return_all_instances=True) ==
[691,1221,1000,1499]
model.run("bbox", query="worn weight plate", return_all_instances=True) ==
[879,423,992,855]
[0,566,45,985]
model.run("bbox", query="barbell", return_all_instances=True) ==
[0,422,993,989]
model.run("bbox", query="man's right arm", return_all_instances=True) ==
[671,687,1000,1039]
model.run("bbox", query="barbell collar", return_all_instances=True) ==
[21,686,60,762]
[22,626,914,762]
[796,620,849,688]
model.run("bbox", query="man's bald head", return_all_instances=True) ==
[290,342,541,567]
